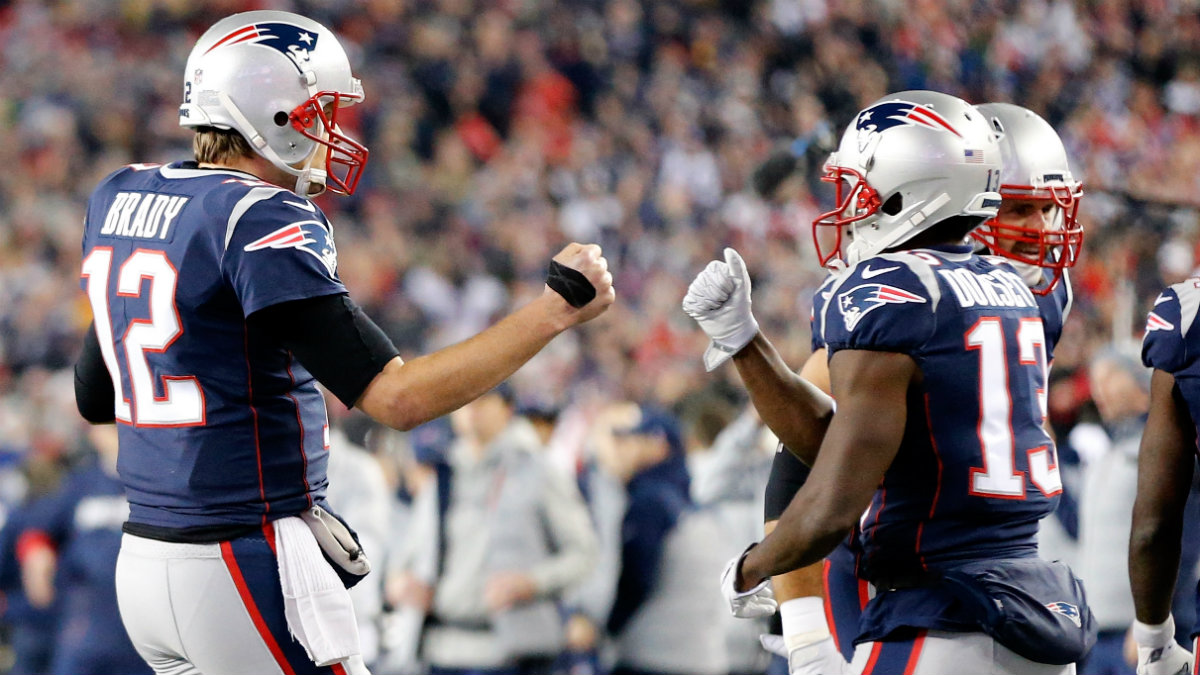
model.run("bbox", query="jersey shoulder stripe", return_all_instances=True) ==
[224,187,291,251]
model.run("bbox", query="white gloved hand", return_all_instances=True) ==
[1133,616,1194,675]
[682,247,760,371]
[761,634,851,675]
[760,596,851,675]
[719,544,776,618]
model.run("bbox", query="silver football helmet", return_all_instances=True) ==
[813,90,1003,267]
[971,103,1083,295]
[180,11,368,197]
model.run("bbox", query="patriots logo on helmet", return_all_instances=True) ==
[838,283,927,331]
[1045,601,1082,628]
[204,22,319,74]
[244,220,337,276]
[1145,311,1175,332]
[856,101,962,152]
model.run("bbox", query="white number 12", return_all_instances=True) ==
[82,247,205,427]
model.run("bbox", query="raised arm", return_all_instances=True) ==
[359,244,613,429]
[733,341,832,466]
[683,247,833,465]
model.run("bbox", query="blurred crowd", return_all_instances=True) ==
[2,0,1200,673]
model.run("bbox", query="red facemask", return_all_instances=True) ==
[289,90,369,196]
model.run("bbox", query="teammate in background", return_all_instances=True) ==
[746,102,1085,675]
[16,426,151,675]
[685,91,1094,674]
[1127,276,1200,674]
[73,10,613,675]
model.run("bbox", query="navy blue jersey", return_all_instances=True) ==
[79,162,345,530]
[1143,279,1200,452]
[1032,267,1072,362]
[818,246,1061,581]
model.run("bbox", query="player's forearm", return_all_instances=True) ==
[743,488,851,584]
[763,520,827,599]
[358,294,572,430]
[1129,505,1184,624]
[733,335,833,465]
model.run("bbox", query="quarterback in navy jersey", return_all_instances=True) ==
[685,92,1093,675]
[74,10,613,675]
[1129,280,1200,675]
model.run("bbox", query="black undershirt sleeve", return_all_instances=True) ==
[763,443,812,522]
[248,293,400,408]
[75,324,116,424]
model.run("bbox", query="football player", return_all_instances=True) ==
[684,91,1093,674]
[749,101,1084,675]
[1128,274,1200,673]
[73,10,613,675]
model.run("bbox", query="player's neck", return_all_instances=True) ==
[198,156,290,190]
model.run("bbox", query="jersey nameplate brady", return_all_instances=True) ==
[99,192,190,242]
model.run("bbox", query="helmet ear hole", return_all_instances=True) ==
[881,192,903,215]
[274,111,289,127]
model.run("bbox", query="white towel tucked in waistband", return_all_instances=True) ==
[274,516,361,666]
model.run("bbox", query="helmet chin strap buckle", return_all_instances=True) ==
[295,160,328,198]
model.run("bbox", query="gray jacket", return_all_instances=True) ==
[399,418,597,669]
[1077,418,1142,631]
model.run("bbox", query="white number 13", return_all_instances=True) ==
[82,248,205,427]
[965,317,1062,499]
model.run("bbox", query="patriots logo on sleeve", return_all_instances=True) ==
[204,22,318,74]
[1145,311,1175,332]
[244,220,337,276]
[838,283,927,331]
[856,100,962,152]
[1045,601,1082,628]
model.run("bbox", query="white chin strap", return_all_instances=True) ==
[1011,259,1043,287]
[217,92,328,197]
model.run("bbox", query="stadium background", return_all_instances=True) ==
[0,0,1198,672]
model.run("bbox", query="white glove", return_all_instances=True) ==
[760,596,851,675]
[682,247,760,371]
[1133,616,1194,675]
[720,544,776,618]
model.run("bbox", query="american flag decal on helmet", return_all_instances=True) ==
[204,22,319,74]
